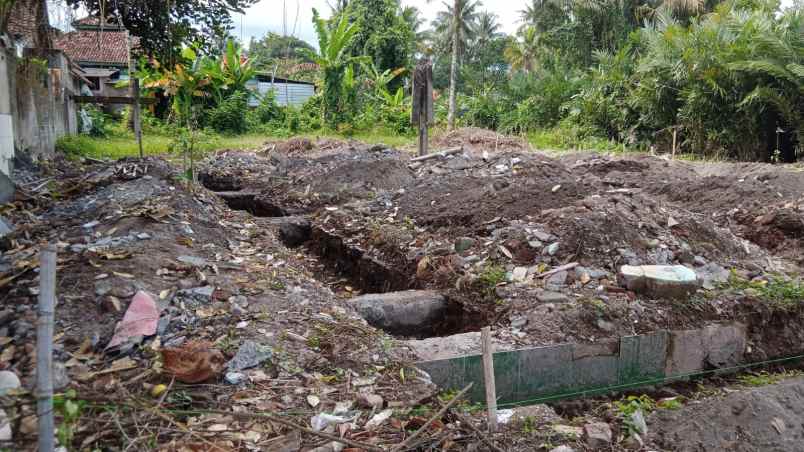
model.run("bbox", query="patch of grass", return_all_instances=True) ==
[526,127,636,153]
[737,370,803,387]
[57,131,274,160]
[726,271,804,311]
[477,264,506,290]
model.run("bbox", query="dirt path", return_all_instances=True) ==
[648,377,804,451]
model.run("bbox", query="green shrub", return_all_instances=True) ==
[248,90,284,126]
[205,91,249,135]
[78,105,112,137]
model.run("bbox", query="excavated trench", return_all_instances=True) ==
[210,187,488,338]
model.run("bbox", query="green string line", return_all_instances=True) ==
[495,353,804,409]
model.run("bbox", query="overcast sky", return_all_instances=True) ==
[233,0,797,47]
[233,1,530,47]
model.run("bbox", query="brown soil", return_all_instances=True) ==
[648,376,804,451]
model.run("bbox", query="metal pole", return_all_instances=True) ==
[36,244,57,452]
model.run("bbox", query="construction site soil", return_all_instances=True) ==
[2,128,804,451]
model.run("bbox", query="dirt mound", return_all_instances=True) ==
[648,377,804,451]
[433,127,527,153]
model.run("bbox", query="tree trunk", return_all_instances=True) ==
[34,0,52,49]
[446,0,459,131]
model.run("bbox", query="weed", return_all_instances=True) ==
[53,389,86,447]
[521,415,538,433]
[613,394,655,418]
[477,264,506,290]
[726,271,804,311]
[737,370,802,387]
[656,398,683,410]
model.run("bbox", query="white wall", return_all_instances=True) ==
[0,48,14,179]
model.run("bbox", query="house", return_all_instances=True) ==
[54,16,137,112]
[246,73,315,108]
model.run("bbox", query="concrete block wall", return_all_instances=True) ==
[416,323,747,405]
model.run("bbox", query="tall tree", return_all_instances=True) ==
[440,0,480,129]
[66,0,257,65]
[248,32,316,71]
[504,26,541,73]
[338,0,416,90]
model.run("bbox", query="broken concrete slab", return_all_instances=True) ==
[536,290,570,304]
[665,323,747,375]
[695,263,730,290]
[352,290,447,336]
[619,265,700,299]
[405,331,512,361]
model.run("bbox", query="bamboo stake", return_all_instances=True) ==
[481,327,498,433]
[671,128,677,160]
[409,146,462,162]
[37,244,57,452]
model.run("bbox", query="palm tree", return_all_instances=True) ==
[504,26,541,73]
[298,8,366,125]
[473,11,501,47]
[433,0,480,130]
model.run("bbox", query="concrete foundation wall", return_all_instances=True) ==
[13,48,78,161]
[0,47,14,201]
[416,322,749,405]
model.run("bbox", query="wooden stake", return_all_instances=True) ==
[36,244,57,452]
[418,105,428,157]
[481,326,498,433]
[132,78,143,159]
[671,128,677,160]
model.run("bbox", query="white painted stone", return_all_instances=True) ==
[619,265,700,299]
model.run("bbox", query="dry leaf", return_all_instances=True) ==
[162,341,225,384]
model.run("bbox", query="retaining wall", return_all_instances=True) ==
[416,322,748,405]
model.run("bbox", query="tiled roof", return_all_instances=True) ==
[54,28,137,65]
[73,16,125,30]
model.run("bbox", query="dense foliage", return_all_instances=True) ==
[81,0,801,162]
[67,0,257,64]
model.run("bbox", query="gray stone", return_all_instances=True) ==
[583,422,612,449]
[454,237,477,253]
[596,319,616,333]
[11,319,32,337]
[696,263,730,290]
[94,279,136,299]
[549,447,576,452]
[357,393,384,409]
[0,216,12,237]
[0,309,11,326]
[536,290,570,304]
[352,290,447,336]
[228,340,273,371]
[0,371,20,396]
[544,242,560,256]
[177,255,207,267]
[510,316,528,329]
[532,230,554,242]
[511,266,529,282]
[545,271,568,289]
[619,265,700,299]
[177,286,214,302]
[0,172,12,204]
[52,362,70,391]
[693,255,707,266]
[224,372,246,385]
[0,408,10,442]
